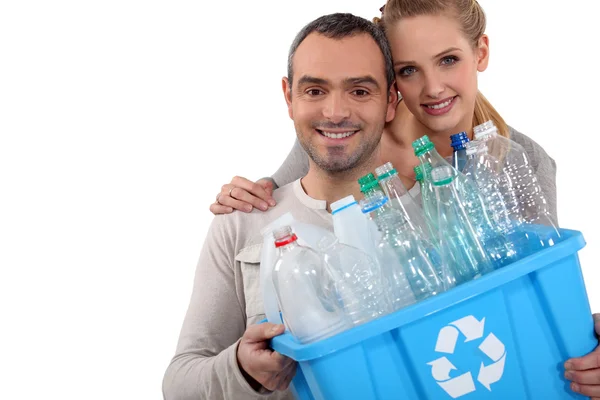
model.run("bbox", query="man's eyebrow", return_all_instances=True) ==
[297,75,329,86]
[394,47,463,67]
[344,76,380,89]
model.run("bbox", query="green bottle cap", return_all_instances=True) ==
[358,173,379,193]
[414,165,423,182]
[412,135,435,157]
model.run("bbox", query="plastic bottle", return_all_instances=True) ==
[260,212,336,325]
[430,165,495,283]
[271,226,351,344]
[374,162,430,239]
[473,120,561,248]
[463,140,538,258]
[412,136,459,237]
[317,235,393,325]
[360,189,449,303]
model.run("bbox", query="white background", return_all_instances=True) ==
[0,1,598,399]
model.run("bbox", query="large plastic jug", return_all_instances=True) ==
[259,212,335,324]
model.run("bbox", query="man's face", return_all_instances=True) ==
[283,33,396,174]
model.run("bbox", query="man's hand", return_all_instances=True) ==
[565,313,600,399]
[237,322,296,392]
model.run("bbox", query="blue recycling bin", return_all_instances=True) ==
[270,228,596,399]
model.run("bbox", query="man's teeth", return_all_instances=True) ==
[321,131,356,139]
[427,98,453,109]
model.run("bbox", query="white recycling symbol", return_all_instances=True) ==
[427,315,507,398]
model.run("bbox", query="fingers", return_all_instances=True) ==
[243,323,285,343]
[260,356,295,391]
[218,187,257,212]
[570,382,600,397]
[230,186,270,211]
[209,202,233,215]
[213,176,277,214]
[257,178,276,202]
[232,176,276,205]
[217,184,267,213]
[594,313,600,336]
[565,348,600,371]
[276,361,297,391]
[566,368,600,385]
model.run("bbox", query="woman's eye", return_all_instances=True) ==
[398,66,417,77]
[441,56,459,66]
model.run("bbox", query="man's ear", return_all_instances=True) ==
[386,83,399,123]
[282,77,293,119]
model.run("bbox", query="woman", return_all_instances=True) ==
[211,0,558,224]
[210,2,600,396]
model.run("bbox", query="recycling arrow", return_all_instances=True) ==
[450,316,485,342]
[427,357,457,381]
[435,326,460,354]
[478,354,506,391]
[438,373,476,399]
[477,333,507,390]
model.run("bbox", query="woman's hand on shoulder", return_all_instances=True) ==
[210,176,277,215]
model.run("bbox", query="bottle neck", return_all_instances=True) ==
[374,211,405,235]
[362,186,385,200]
[275,234,299,250]
[419,148,446,167]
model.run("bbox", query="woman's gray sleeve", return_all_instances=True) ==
[263,138,310,189]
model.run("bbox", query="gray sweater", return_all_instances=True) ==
[271,127,558,223]
[163,180,334,400]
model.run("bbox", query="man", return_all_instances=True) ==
[162,13,397,400]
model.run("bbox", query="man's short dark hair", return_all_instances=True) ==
[287,13,395,91]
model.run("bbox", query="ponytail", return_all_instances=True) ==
[473,91,509,138]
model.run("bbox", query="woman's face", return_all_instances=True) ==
[387,13,489,135]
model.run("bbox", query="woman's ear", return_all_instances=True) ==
[477,34,490,72]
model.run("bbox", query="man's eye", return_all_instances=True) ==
[353,89,369,96]
[307,89,323,96]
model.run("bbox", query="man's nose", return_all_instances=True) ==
[322,92,351,123]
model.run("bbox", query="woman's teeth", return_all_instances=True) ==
[321,131,356,139]
[427,97,454,109]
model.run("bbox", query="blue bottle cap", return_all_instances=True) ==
[450,132,469,151]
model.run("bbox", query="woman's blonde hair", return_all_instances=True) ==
[374,0,510,138]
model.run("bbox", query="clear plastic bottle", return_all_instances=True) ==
[271,226,351,344]
[413,136,459,239]
[317,235,393,325]
[473,120,561,247]
[260,212,335,325]
[360,189,450,303]
[374,162,429,239]
[463,140,537,258]
[430,166,495,283]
